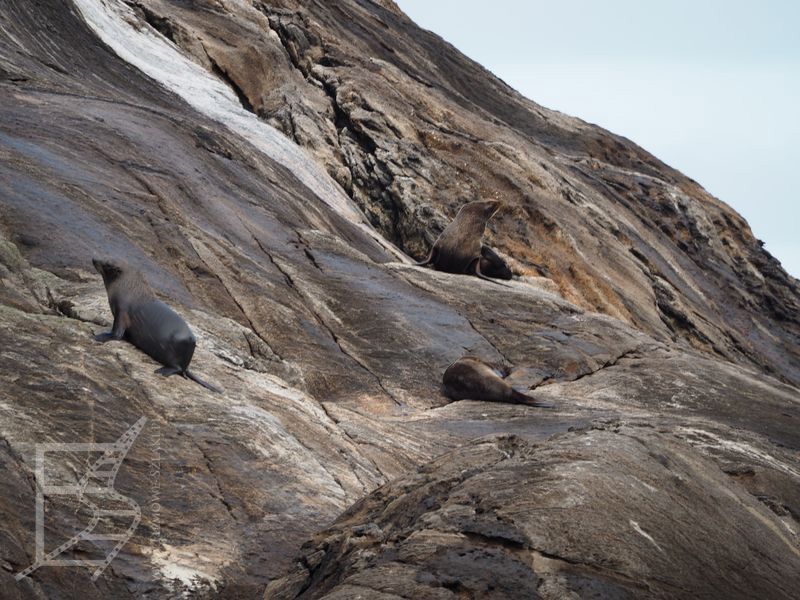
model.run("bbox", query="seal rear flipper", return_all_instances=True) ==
[184,370,222,394]
[155,366,182,377]
[510,389,555,408]
[414,247,436,267]
[471,258,512,288]
[94,332,117,342]
[480,246,513,280]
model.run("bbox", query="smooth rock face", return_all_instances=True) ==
[0,0,797,598]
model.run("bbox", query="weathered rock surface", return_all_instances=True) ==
[120,0,800,387]
[0,0,797,598]
[266,428,800,599]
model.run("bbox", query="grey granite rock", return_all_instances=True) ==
[0,0,797,598]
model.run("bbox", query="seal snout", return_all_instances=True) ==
[481,199,503,218]
[92,257,115,278]
[92,257,126,282]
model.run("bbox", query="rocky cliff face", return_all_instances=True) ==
[0,1,798,599]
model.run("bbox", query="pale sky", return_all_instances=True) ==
[396,0,799,278]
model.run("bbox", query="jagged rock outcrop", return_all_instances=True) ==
[0,0,798,598]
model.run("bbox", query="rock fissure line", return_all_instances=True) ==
[391,267,516,367]
[326,327,402,407]
[189,236,287,364]
[242,232,397,466]
[201,44,255,114]
[461,314,513,365]
[249,232,403,407]
[314,401,388,486]
[245,233,397,466]
[537,345,644,389]
[0,436,38,499]
[196,441,238,523]
[262,11,409,252]
[45,292,105,326]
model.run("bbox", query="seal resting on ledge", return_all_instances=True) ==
[443,356,553,407]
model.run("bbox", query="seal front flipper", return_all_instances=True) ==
[184,371,222,394]
[510,389,555,408]
[94,311,128,342]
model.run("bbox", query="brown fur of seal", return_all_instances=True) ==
[442,356,553,407]
[93,258,221,393]
[417,200,510,285]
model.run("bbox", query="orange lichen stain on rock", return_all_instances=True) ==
[526,173,546,189]
[566,263,632,323]
[419,129,455,153]
[498,234,616,319]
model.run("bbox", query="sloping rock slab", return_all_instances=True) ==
[266,427,800,599]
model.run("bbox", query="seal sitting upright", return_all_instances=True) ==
[93,258,221,393]
[443,356,553,407]
[416,200,511,283]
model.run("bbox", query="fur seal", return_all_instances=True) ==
[417,200,509,283]
[479,245,513,280]
[443,357,553,407]
[93,258,221,393]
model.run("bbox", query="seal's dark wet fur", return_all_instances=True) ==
[93,258,221,393]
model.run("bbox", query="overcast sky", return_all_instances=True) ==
[395,0,799,278]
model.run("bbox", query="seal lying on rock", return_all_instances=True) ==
[443,357,553,407]
[93,258,221,393]
[417,200,510,283]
